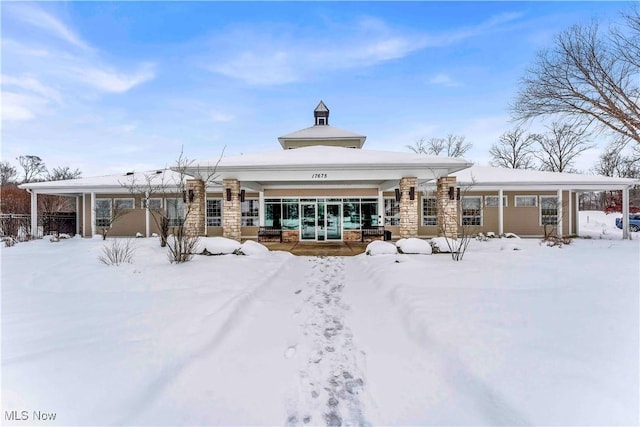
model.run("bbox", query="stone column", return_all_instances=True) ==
[399,177,418,238]
[437,176,458,239]
[184,179,205,236]
[223,179,241,240]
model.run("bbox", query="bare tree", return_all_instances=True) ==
[0,161,17,185]
[123,147,223,263]
[17,155,47,183]
[594,137,640,178]
[489,127,538,169]
[48,166,82,181]
[407,134,472,157]
[512,9,640,145]
[533,122,593,172]
[96,200,130,240]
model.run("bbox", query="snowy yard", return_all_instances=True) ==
[1,212,638,426]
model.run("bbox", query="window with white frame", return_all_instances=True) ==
[461,196,482,226]
[484,195,508,208]
[384,198,400,225]
[422,197,437,226]
[142,198,162,210]
[95,199,112,227]
[206,199,222,227]
[114,198,134,210]
[165,198,184,227]
[515,195,537,207]
[540,196,559,225]
[241,199,259,226]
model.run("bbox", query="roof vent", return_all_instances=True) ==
[156,170,163,174]
[125,172,134,176]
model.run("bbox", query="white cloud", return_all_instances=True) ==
[70,63,156,93]
[428,73,461,87]
[1,91,52,122]
[7,4,91,51]
[211,112,235,123]
[2,74,63,104]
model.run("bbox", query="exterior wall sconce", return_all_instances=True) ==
[449,186,461,200]
[409,186,415,201]
[188,189,195,203]
[226,188,246,202]
[395,188,401,202]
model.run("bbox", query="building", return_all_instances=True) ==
[20,102,639,240]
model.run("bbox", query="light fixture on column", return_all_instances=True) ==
[226,188,232,201]
[188,189,195,203]
[448,186,455,200]
[409,186,415,201]
[226,188,245,202]
[395,188,401,202]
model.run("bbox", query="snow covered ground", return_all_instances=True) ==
[1,211,638,426]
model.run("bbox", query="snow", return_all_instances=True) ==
[365,240,397,255]
[237,240,270,256]
[395,237,432,254]
[1,213,638,426]
[196,236,242,255]
[430,236,460,253]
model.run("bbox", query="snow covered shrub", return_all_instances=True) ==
[166,233,199,263]
[396,238,432,254]
[486,232,496,238]
[3,236,17,247]
[237,240,269,256]
[542,235,572,248]
[98,239,136,265]
[198,237,242,255]
[365,240,397,255]
[136,232,143,238]
[49,235,60,243]
[476,233,489,242]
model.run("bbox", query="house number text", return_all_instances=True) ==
[311,173,328,179]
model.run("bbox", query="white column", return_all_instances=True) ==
[76,196,80,236]
[378,190,385,226]
[568,191,573,236]
[90,192,96,237]
[145,205,151,237]
[82,193,86,237]
[575,192,580,237]
[30,190,38,238]
[498,188,504,236]
[622,187,630,240]
[258,191,265,226]
[557,189,563,237]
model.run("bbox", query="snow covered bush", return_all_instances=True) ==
[98,239,136,266]
[365,240,398,255]
[237,240,269,256]
[3,236,17,247]
[198,237,242,255]
[396,238,432,254]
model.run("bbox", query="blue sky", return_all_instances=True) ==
[1,1,632,177]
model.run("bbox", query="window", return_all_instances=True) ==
[241,199,259,226]
[142,198,162,210]
[206,199,222,227]
[515,195,537,207]
[282,199,299,230]
[461,196,482,226]
[343,199,361,230]
[318,117,326,125]
[95,199,112,227]
[114,198,134,210]
[384,198,400,226]
[166,198,184,227]
[422,197,437,226]
[361,199,379,227]
[540,196,559,225]
[485,195,508,208]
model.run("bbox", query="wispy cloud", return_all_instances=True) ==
[8,4,91,51]
[204,12,523,86]
[69,63,156,93]
[428,73,461,87]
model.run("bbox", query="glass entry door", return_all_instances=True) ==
[301,203,316,240]
[326,203,341,240]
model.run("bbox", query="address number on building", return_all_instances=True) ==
[311,173,328,179]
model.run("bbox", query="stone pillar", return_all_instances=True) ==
[184,179,205,236]
[223,179,241,241]
[437,176,458,239]
[399,177,418,238]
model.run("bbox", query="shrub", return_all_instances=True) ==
[98,239,136,265]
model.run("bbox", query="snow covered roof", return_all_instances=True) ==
[453,166,639,190]
[278,125,366,143]
[18,169,189,194]
[195,145,471,170]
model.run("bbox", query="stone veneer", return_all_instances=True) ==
[437,176,458,239]
[399,177,418,238]
[282,230,299,243]
[184,179,205,236]
[223,178,241,240]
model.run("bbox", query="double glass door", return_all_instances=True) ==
[300,201,342,241]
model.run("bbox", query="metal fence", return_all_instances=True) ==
[0,213,77,240]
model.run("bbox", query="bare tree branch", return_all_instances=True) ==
[489,127,538,169]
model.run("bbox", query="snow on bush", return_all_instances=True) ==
[396,238,432,254]
[503,232,520,239]
[429,237,460,253]
[366,240,398,256]
[237,240,270,256]
[98,239,136,265]
[198,237,242,255]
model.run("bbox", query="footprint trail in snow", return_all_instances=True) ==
[285,257,369,427]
